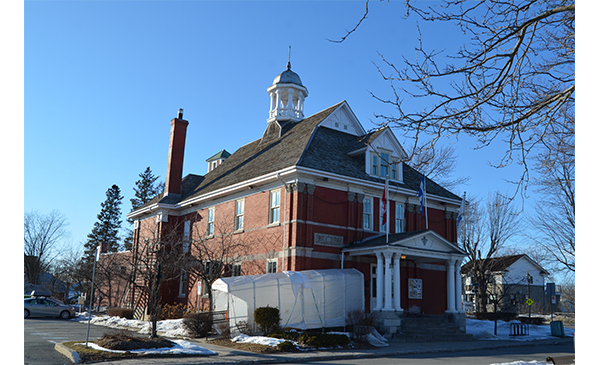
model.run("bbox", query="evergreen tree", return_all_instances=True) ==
[84,184,123,262]
[123,167,163,250]
[130,166,163,210]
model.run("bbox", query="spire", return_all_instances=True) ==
[287,46,291,70]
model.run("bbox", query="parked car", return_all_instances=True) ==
[24,297,76,319]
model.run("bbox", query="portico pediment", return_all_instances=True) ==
[343,230,466,260]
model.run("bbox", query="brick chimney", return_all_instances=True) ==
[164,108,188,196]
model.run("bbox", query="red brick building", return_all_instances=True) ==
[101,62,467,335]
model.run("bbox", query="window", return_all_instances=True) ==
[267,259,278,273]
[269,190,280,224]
[363,197,372,230]
[232,263,242,277]
[395,203,404,233]
[207,207,215,236]
[183,220,190,253]
[234,199,244,231]
[178,271,187,297]
[370,149,400,180]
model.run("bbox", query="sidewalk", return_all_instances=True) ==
[90,336,574,365]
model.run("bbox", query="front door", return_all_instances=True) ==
[370,264,377,312]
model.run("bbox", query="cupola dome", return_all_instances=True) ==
[267,58,308,124]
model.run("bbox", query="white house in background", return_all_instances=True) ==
[462,254,551,313]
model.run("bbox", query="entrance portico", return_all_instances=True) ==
[343,230,467,336]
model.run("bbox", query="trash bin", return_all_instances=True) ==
[550,321,565,337]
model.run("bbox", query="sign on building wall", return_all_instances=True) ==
[409,278,423,299]
[314,233,344,248]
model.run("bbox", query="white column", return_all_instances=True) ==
[455,259,463,312]
[393,253,402,311]
[375,252,384,310]
[446,259,456,312]
[287,88,295,113]
[383,251,393,311]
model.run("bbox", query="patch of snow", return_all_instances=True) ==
[231,334,289,347]
[466,319,574,341]
[75,340,216,355]
[490,362,546,365]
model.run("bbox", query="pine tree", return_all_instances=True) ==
[84,184,123,262]
[123,167,163,250]
[130,167,163,211]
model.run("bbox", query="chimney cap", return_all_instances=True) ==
[177,108,184,119]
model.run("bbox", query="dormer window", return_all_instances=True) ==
[370,149,399,180]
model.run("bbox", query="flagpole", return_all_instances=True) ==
[86,245,100,348]
[385,175,389,244]
[424,178,428,229]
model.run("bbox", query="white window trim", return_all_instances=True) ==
[234,199,244,231]
[207,207,215,237]
[269,189,281,225]
[363,197,373,231]
[395,202,405,233]
[266,258,278,274]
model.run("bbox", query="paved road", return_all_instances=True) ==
[299,342,575,365]
[24,317,138,365]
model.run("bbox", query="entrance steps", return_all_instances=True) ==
[395,315,474,342]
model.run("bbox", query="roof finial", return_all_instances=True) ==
[287,46,291,70]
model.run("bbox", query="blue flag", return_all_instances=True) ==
[418,174,427,215]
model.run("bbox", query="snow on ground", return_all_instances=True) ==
[73,312,573,357]
[76,339,216,355]
[466,318,574,341]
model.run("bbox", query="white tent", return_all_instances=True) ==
[212,269,364,333]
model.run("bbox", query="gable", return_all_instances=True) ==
[391,230,463,255]
[318,101,365,136]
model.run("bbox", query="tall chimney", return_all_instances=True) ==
[164,108,188,196]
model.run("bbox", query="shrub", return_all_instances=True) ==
[160,302,187,320]
[235,320,251,335]
[107,308,134,319]
[297,332,350,348]
[475,312,518,322]
[182,312,212,338]
[277,340,296,352]
[254,306,280,335]
[345,309,378,343]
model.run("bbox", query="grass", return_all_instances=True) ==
[62,331,192,363]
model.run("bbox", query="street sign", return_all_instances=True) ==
[551,295,556,304]
[526,298,534,306]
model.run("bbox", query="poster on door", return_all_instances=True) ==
[408,278,422,299]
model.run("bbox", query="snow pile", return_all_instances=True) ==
[490,362,546,365]
[466,319,574,341]
[76,313,190,338]
[232,334,290,347]
[77,339,216,355]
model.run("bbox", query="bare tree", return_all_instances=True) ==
[24,210,69,285]
[332,0,574,197]
[183,219,261,313]
[459,193,520,313]
[406,144,469,192]
[527,112,574,274]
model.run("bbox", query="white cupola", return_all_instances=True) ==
[267,57,308,124]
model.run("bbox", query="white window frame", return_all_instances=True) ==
[207,207,215,236]
[363,197,372,230]
[266,258,278,274]
[234,199,244,231]
[269,189,280,224]
[395,202,405,233]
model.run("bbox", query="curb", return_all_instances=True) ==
[54,343,81,364]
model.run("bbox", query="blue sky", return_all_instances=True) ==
[16,1,587,283]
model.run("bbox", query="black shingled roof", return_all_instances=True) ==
[132,102,460,212]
